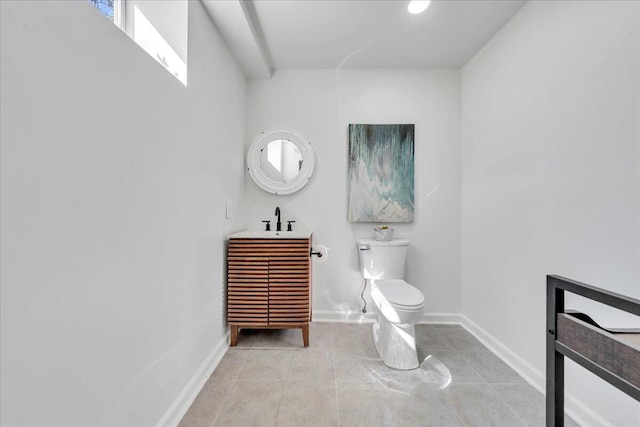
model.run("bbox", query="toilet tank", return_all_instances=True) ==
[356,239,409,280]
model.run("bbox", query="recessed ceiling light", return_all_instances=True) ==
[408,0,431,15]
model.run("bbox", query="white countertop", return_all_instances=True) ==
[227,229,312,239]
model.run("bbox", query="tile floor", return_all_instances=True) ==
[179,323,579,427]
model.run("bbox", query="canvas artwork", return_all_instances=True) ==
[348,124,415,223]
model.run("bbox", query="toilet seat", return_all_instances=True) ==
[371,279,424,311]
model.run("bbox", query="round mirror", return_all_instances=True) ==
[259,139,303,182]
[247,128,315,195]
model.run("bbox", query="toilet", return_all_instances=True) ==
[356,238,425,370]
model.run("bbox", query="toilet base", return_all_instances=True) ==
[372,316,419,370]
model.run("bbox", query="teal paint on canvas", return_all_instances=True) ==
[348,124,415,222]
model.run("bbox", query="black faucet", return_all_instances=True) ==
[275,207,282,231]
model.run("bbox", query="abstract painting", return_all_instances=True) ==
[348,124,415,222]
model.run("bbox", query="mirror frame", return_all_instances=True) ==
[247,128,315,195]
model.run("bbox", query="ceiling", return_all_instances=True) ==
[202,0,527,79]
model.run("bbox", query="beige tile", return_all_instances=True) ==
[233,328,260,348]
[460,351,525,384]
[275,380,338,427]
[332,323,377,357]
[237,349,292,380]
[434,324,465,331]
[368,360,436,386]
[416,324,441,333]
[213,380,284,427]
[309,321,334,348]
[491,383,580,427]
[334,351,384,383]
[211,348,250,382]
[422,351,485,384]
[334,351,431,386]
[444,383,526,427]
[336,381,401,426]
[287,349,334,381]
[416,324,456,355]
[441,328,490,352]
[391,383,463,427]
[337,381,461,427]
[178,376,234,427]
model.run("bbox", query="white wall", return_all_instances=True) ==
[0,1,246,425]
[128,0,188,62]
[245,69,461,320]
[461,1,639,426]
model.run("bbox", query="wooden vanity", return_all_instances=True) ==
[227,231,311,347]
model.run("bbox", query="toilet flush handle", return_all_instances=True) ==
[360,246,371,251]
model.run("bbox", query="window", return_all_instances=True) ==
[87,0,187,85]
[88,0,114,21]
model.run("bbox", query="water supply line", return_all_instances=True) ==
[361,278,368,313]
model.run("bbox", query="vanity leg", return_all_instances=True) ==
[302,324,309,347]
[230,326,239,347]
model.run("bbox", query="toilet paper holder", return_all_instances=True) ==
[309,247,323,258]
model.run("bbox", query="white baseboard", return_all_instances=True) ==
[461,315,611,427]
[312,310,376,323]
[312,310,461,324]
[460,315,544,389]
[157,331,230,427]
[419,312,462,324]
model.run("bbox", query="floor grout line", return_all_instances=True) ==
[443,391,469,427]
[209,348,250,427]
[488,383,529,427]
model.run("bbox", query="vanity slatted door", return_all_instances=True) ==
[268,240,310,326]
[227,237,311,346]
[227,256,269,326]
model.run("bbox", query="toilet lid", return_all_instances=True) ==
[372,279,424,309]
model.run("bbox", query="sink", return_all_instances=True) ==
[227,229,312,239]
